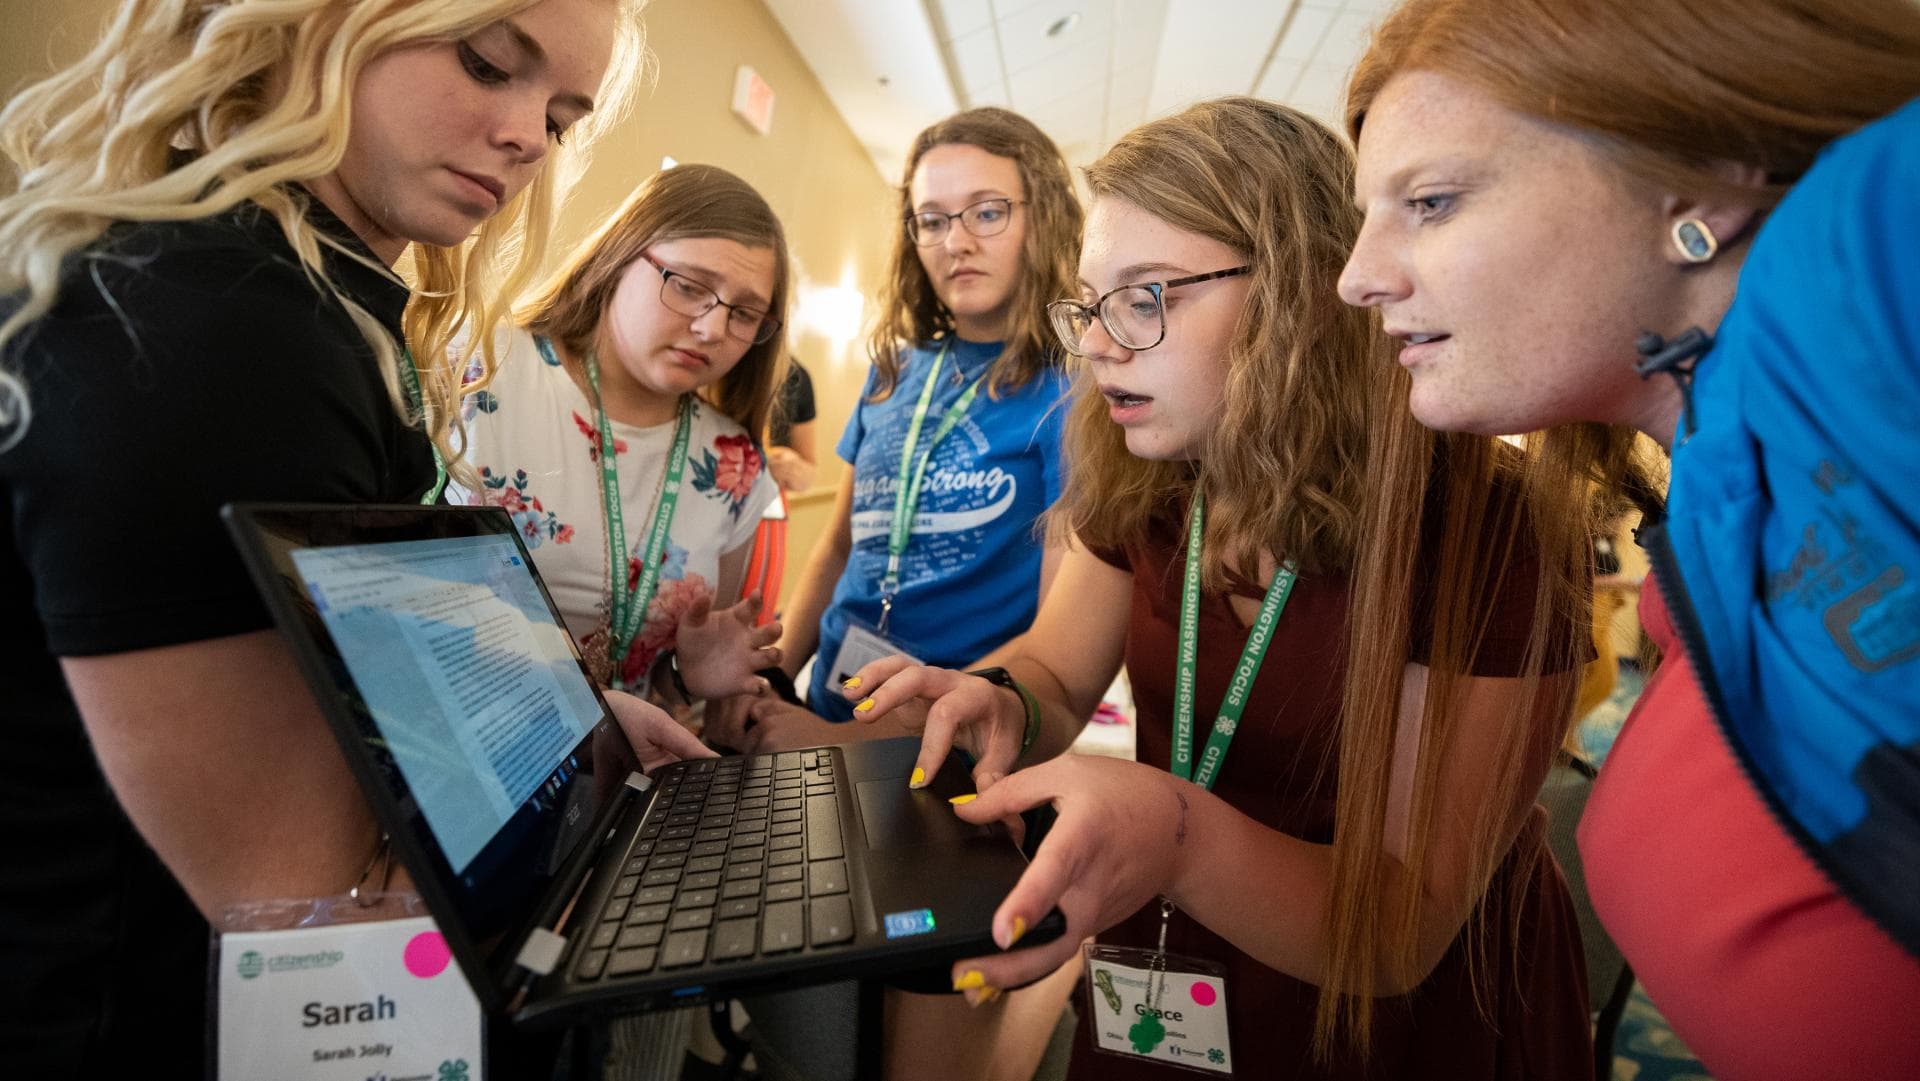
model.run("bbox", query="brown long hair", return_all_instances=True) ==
[510,163,792,440]
[864,107,1081,400]
[1057,96,1596,1058]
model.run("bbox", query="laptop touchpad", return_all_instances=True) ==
[857,779,988,851]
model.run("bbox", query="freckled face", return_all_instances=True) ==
[1340,70,1685,435]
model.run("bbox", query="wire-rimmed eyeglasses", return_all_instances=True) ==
[905,198,1023,246]
[644,254,782,346]
[1046,266,1251,355]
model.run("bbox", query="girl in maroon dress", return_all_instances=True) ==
[849,98,1599,1078]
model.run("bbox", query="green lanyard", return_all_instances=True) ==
[538,335,694,689]
[878,342,984,631]
[1172,489,1298,791]
[396,349,449,505]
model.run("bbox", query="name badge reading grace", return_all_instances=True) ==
[1084,945,1234,1075]
[829,620,923,688]
[218,916,482,1080]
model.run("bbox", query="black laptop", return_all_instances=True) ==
[222,503,1060,1028]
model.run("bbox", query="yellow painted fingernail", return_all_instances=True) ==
[909,767,926,788]
[971,986,1002,1007]
[949,793,977,805]
[842,676,862,690]
[854,698,875,713]
[952,969,986,991]
[1008,916,1027,947]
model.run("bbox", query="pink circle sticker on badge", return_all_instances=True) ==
[404,930,452,978]
[1189,981,1217,1007]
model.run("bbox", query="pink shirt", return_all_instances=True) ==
[1579,577,1920,1080]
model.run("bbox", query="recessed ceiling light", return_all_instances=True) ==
[1045,12,1081,38]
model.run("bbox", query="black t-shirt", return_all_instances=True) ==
[0,197,432,1073]
[768,360,816,448]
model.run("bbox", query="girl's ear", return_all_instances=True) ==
[1658,161,1769,267]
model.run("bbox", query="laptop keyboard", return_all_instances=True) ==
[571,750,850,983]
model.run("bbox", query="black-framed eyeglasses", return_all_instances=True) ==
[906,197,1023,246]
[644,254,781,345]
[1046,266,1250,355]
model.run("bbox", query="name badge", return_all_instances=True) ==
[218,916,482,1079]
[1084,944,1233,1075]
[829,620,922,687]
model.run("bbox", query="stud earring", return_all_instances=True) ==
[1671,218,1718,264]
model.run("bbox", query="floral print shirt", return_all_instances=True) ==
[448,326,778,691]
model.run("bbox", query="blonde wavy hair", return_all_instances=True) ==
[515,162,792,441]
[1059,97,1601,1059]
[864,107,1082,401]
[0,0,650,466]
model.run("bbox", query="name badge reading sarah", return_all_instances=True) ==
[218,916,482,1079]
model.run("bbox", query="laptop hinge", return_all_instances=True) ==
[516,927,567,976]
[624,771,653,793]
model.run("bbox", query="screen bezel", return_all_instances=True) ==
[223,503,631,1012]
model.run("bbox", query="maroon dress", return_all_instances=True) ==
[1069,510,1592,1080]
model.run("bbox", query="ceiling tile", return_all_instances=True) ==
[1253,57,1304,102]
[948,25,1008,100]
[1313,8,1381,71]
[1275,4,1336,62]
[997,0,1116,75]
[1104,83,1153,142]
[1289,61,1349,117]
[1007,36,1108,105]
[934,0,996,40]
[1145,0,1291,117]
[968,82,1012,108]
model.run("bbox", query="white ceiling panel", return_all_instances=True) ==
[773,1,1386,180]
[998,0,1115,76]
[1254,57,1305,103]
[1289,61,1350,127]
[1146,0,1291,117]
[1275,4,1336,63]
[948,25,1007,100]
[932,0,996,40]
[1007,36,1109,104]
[1317,8,1383,70]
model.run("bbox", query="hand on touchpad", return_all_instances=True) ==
[856,779,990,851]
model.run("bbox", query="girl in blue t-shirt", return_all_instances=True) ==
[716,108,1083,740]
[704,106,1083,1081]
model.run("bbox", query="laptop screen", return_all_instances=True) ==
[230,506,639,960]
[291,534,603,873]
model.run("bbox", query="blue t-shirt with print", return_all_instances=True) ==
[809,338,1068,720]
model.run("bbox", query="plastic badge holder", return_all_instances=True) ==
[1083,943,1233,1075]
[212,891,484,1080]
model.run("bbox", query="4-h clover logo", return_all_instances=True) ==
[1214,718,1236,737]
[1207,1047,1226,1065]
[437,1059,470,1081]
[235,950,263,980]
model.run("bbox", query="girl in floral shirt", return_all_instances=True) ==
[451,164,786,709]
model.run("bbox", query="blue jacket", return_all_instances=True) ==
[1660,98,1920,959]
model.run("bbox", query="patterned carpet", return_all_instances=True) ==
[1574,663,1713,1081]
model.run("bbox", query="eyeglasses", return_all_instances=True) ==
[905,198,1022,246]
[644,254,781,345]
[1046,266,1251,355]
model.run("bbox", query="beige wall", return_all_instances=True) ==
[0,0,894,607]
[559,0,896,607]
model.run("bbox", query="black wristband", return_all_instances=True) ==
[966,667,1041,758]
[665,649,692,701]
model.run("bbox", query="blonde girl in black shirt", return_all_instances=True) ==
[0,1,710,1073]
